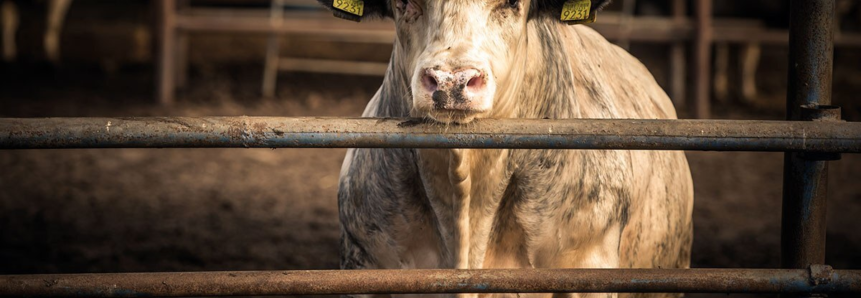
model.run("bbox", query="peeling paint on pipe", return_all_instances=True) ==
[1,117,860,152]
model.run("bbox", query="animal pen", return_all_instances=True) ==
[1,0,860,297]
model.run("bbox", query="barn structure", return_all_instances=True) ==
[1,0,860,297]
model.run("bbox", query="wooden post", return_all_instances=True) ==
[156,0,177,106]
[617,0,636,50]
[713,43,729,103]
[175,0,190,90]
[262,0,286,98]
[692,0,712,118]
[669,0,686,108]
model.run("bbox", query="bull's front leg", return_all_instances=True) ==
[449,149,472,270]
[550,224,623,298]
[44,0,72,63]
[1,0,18,61]
[739,43,761,103]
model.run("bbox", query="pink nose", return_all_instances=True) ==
[420,68,486,110]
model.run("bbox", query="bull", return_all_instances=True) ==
[315,1,694,298]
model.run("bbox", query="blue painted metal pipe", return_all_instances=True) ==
[1,117,860,152]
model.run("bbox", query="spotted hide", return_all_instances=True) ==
[316,1,694,298]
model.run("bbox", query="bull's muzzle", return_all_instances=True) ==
[420,68,487,112]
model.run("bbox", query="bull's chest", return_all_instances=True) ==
[411,149,625,269]
[415,148,510,269]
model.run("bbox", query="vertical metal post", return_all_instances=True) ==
[781,1,835,297]
[669,0,686,108]
[156,0,177,106]
[692,0,712,119]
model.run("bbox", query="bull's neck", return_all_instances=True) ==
[375,19,575,270]
[518,19,584,119]
[373,48,414,118]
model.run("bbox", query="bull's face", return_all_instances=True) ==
[397,0,528,124]
[316,0,611,123]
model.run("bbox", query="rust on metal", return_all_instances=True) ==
[799,105,843,161]
[809,265,833,286]
[1,268,860,297]
[801,105,842,122]
[1,117,860,152]
[781,3,835,297]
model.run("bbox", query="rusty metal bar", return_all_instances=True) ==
[0,117,860,152]
[1,268,860,297]
[786,0,835,121]
[781,1,836,298]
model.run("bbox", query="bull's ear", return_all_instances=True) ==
[314,0,392,22]
[532,0,612,24]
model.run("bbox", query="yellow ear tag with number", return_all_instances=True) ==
[334,0,364,17]
[561,0,596,24]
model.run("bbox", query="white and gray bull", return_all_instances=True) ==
[316,1,693,298]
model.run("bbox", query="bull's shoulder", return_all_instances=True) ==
[558,24,679,120]
[338,146,432,268]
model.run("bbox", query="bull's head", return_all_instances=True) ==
[316,0,611,123]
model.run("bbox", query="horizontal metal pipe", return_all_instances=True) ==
[1,117,860,152]
[1,268,859,297]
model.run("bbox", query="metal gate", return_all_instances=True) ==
[1,0,860,297]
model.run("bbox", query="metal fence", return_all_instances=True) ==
[1,0,860,297]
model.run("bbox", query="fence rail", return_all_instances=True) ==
[1,267,859,297]
[0,0,854,297]
[1,117,859,152]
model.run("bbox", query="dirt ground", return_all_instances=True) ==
[1,58,860,298]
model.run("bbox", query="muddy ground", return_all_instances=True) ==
[1,48,860,298]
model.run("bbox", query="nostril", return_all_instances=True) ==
[466,75,485,93]
[422,72,439,92]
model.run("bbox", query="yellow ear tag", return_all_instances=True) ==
[334,0,364,17]
[561,0,596,24]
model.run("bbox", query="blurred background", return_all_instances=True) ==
[0,1,860,297]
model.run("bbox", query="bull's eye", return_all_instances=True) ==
[507,0,520,8]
